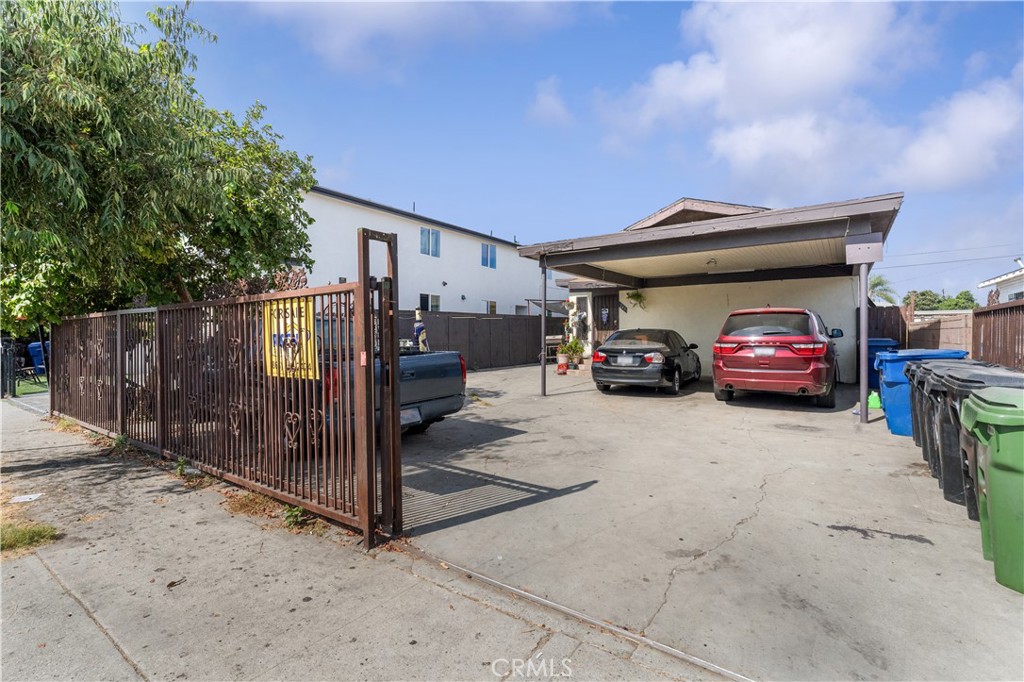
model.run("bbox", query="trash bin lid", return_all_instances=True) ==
[920,359,992,392]
[939,364,1024,396]
[868,338,900,347]
[961,386,1024,431]
[908,358,984,385]
[874,348,969,378]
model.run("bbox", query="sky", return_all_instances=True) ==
[121,1,1023,301]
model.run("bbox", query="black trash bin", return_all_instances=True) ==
[939,364,1024,519]
[910,359,985,472]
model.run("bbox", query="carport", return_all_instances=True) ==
[519,192,904,422]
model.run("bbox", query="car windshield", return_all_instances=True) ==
[606,330,669,346]
[721,313,811,337]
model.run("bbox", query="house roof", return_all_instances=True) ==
[623,197,768,231]
[978,266,1024,289]
[518,193,904,289]
[309,185,520,249]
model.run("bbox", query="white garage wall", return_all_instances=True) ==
[615,276,860,382]
[303,192,565,313]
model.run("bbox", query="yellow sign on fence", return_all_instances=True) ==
[263,297,320,380]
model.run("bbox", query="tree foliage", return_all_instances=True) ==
[902,289,978,310]
[1,1,315,334]
[868,274,898,305]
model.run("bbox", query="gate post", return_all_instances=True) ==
[155,308,167,455]
[116,312,126,435]
[354,230,377,549]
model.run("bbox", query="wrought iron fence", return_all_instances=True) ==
[50,230,401,547]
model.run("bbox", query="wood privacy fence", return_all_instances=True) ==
[868,306,974,353]
[972,300,1024,370]
[49,231,402,547]
[397,311,542,370]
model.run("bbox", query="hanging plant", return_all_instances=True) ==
[625,290,647,310]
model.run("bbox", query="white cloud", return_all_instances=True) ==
[528,76,574,127]
[680,3,929,119]
[252,2,573,77]
[596,3,1021,201]
[880,67,1024,192]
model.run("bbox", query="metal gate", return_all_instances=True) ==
[49,230,401,547]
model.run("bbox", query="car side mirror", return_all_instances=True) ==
[688,343,699,350]
[830,329,844,339]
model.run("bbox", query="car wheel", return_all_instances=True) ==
[406,421,432,435]
[596,382,610,392]
[815,375,837,408]
[663,368,681,395]
[714,386,733,402]
[690,358,702,383]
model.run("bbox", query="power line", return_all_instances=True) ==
[885,242,1020,258]
[874,253,1018,270]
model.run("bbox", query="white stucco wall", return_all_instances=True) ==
[303,192,565,313]
[612,276,860,382]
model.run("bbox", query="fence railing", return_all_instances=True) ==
[972,300,1024,370]
[50,230,402,547]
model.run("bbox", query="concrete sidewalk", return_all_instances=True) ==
[0,400,728,682]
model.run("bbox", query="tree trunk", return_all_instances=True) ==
[173,273,193,303]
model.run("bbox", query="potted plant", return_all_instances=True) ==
[625,290,647,310]
[561,338,585,367]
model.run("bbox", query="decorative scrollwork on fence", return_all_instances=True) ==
[228,338,241,368]
[308,409,324,448]
[228,401,241,437]
[283,411,301,451]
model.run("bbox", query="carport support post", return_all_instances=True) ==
[540,261,547,397]
[859,263,869,424]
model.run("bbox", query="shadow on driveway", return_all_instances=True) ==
[402,461,596,536]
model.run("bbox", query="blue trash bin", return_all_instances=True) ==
[26,341,46,375]
[867,338,900,389]
[874,349,969,436]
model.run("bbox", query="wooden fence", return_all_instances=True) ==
[398,311,541,371]
[972,300,1024,370]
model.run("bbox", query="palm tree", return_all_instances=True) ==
[869,274,898,305]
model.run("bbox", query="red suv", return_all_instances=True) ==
[711,308,843,408]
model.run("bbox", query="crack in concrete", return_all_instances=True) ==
[641,466,794,637]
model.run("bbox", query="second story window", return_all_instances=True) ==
[481,243,496,269]
[420,228,440,257]
[483,300,497,314]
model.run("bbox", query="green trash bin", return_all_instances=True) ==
[960,386,1024,594]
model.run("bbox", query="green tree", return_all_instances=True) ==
[869,274,898,305]
[903,290,944,310]
[1,1,315,334]
[939,290,978,310]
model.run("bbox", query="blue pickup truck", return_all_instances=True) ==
[316,319,466,434]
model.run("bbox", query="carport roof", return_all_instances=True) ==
[519,193,904,289]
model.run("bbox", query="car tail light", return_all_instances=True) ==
[459,354,467,384]
[592,350,607,363]
[791,343,827,356]
[644,352,666,364]
[713,342,739,354]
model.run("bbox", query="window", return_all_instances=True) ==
[481,243,496,269]
[1010,291,1024,301]
[419,293,440,312]
[721,312,811,337]
[420,228,440,257]
[483,300,497,314]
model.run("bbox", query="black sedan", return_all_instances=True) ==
[591,328,700,395]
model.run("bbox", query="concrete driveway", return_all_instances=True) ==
[402,366,1023,681]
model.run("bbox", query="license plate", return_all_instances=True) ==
[400,407,421,426]
[616,355,633,366]
[753,347,776,357]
